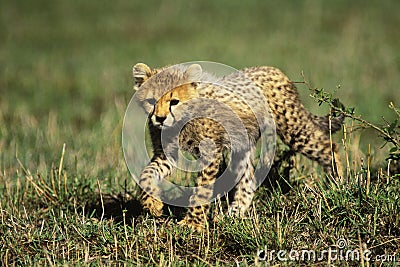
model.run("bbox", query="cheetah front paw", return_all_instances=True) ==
[177,218,205,232]
[142,195,164,217]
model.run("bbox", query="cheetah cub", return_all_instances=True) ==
[133,63,344,231]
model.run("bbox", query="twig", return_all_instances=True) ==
[297,72,399,149]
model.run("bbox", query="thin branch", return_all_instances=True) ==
[297,72,399,149]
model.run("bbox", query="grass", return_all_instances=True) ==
[1,0,399,265]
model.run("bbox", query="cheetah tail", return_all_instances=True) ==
[313,99,345,134]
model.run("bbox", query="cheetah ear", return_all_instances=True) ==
[184,64,202,82]
[133,63,152,91]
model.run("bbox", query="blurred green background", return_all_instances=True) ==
[1,0,399,175]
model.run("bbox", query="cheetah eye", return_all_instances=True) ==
[170,99,180,106]
[146,98,156,106]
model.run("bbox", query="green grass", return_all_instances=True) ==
[1,0,399,265]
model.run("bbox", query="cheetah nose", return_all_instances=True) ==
[155,116,166,124]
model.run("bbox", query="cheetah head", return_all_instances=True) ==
[133,63,202,114]
[151,82,200,129]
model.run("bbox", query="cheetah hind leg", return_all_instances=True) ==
[228,150,256,217]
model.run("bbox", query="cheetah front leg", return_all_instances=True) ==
[140,154,174,217]
[178,151,222,231]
